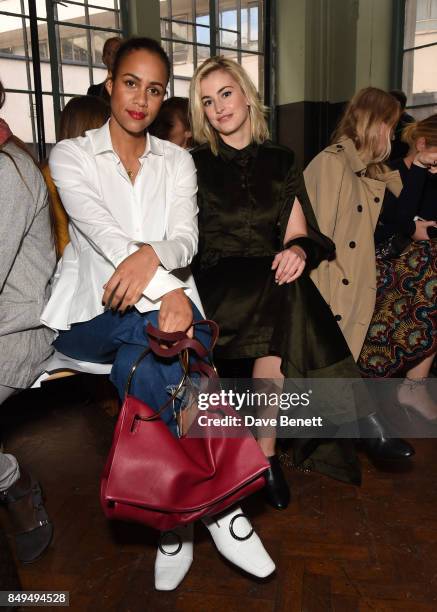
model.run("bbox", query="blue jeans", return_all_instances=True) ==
[53,303,209,435]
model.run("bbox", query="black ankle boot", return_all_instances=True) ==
[358,413,415,461]
[264,455,290,510]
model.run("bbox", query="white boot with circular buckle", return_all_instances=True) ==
[202,506,275,578]
[154,523,194,591]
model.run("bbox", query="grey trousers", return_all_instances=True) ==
[0,384,19,492]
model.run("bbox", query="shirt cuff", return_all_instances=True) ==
[143,267,188,302]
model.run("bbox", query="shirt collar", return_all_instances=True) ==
[89,119,164,158]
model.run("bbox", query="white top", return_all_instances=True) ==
[41,120,203,330]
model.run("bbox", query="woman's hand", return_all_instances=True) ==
[159,288,193,336]
[102,244,159,312]
[414,151,437,171]
[271,245,306,285]
[412,220,437,241]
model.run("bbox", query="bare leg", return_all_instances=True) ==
[398,352,437,419]
[252,355,283,457]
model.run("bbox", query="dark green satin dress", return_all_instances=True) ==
[191,139,363,484]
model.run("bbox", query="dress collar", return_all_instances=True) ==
[217,137,258,163]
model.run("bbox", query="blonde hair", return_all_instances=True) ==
[332,87,400,175]
[189,56,269,155]
[402,113,437,149]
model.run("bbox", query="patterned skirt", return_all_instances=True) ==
[358,239,437,377]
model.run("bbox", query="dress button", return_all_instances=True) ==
[349,241,356,248]
[374,197,380,203]
[342,279,349,285]
[334,314,342,321]
[357,205,363,212]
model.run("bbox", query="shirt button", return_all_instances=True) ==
[349,241,356,248]
[374,197,380,203]
[335,314,342,321]
[357,205,363,212]
[342,278,349,285]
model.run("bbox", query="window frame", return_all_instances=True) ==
[160,0,271,110]
[393,0,437,115]
[0,0,126,160]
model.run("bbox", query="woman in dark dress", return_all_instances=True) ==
[189,57,410,503]
[358,114,437,421]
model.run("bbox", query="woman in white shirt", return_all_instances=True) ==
[41,37,275,591]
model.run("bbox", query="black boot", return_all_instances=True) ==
[358,413,415,461]
[1,469,53,564]
[264,455,290,510]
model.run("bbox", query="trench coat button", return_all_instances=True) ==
[357,205,363,212]
[349,241,356,248]
[334,314,342,321]
[374,196,380,203]
[342,279,349,285]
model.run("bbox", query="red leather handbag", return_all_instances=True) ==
[100,320,269,532]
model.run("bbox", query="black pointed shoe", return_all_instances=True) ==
[358,413,415,461]
[264,455,290,510]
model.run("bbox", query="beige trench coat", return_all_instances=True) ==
[304,138,403,361]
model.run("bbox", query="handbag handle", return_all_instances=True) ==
[123,319,219,421]
[145,319,219,359]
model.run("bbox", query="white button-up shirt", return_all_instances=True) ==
[41,120,203,330]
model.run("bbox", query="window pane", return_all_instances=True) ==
[174,79,190,97]
[89,8,117,29]
[89,0,116,7]
[0,56,29,89]
[219,27,237,48]
[91,29,118,65]
[160,1,169,19]
[172,0,194,23]
[0,14,26,57]
[1,91,34,144]
[43,94,56,144]
[405,0,437,45]
[403,45,437,107]
[173,41,194,77]
[241,0,262,52]
[197,44,210,64]
[62,63,91,96]
[196,21,209,45]
[0,0,29,15]
[92,66,107,86]
[56,2,87,25]
[59,25,89,65]
[36,0,47,19]
[217,46,238,61]
[242,52,261,94]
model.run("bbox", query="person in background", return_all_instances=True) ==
[41,95,110,257]
[388,90,415,161]
[149,97,193,149]
[304,87,414,460]
[87,36,122,101]
[0,80,55,564]
[358,114,437,422]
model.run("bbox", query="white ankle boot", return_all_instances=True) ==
[154,523,193,591]
[202,506,275,578]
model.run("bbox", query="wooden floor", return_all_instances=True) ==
[1,376,437,612]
